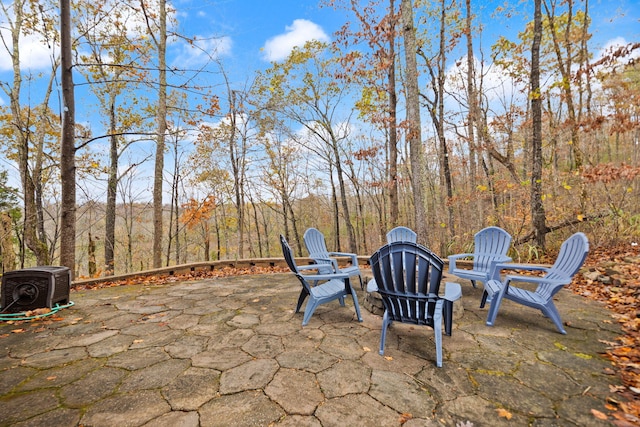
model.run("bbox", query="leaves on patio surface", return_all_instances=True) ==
[73,265,290,291]
[568,244,640,424]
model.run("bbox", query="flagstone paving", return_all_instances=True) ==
[0,272,621,426]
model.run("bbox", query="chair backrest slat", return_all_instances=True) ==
[473,226,512,270]
[538,232,589,297]
[371,242,443,326]
[303,228,330,258]
[386,226,417,244]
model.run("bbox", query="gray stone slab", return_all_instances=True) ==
[0,389,60,425]
[199,390,285,427]
[369,369,437,418]
[265,368,324,415]
[316,359,370,398]
[12,407,81,427]
[60,366,127,407]
[142,411,200,427]
[163,367,220,411]
[219,358,279,394]
[22,347,88,369]
[80,390,171,426]
[119,358,190,391]
[106,346,170,370]
[192,347,252,371]
[315,394,400,427]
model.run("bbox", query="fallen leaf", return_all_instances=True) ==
[363,346,371,352]
[399,412,413,423]
[133,339,144,343]
[591,409,608,420]
[11,329,25,334]
[384,356,393,361]
[497,408,512,420]
[46,376,57,381]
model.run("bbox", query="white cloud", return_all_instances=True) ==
[0,28,58,72]
[595,37,640,70]
[262,19,329,62]
[171,35,232,68]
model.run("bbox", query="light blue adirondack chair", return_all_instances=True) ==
[303,228,363,289]
[369,241,462,367]
[448,226,512,288]
[386,226,417,243]
[480,232,589,334]
[280,235,363,326]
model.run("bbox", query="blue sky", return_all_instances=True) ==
[0,0,638,201]
[1,0,638,105]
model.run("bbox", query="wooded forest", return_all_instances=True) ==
[0,0,639,279]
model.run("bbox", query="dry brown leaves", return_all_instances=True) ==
[569,244,640,426]
[72,265,290,291]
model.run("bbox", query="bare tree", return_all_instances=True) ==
[531,0,547,248]
[401,0,428,243]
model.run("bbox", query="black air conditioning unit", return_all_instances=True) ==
[1,266,71,313]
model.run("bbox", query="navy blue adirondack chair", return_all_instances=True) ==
[369,241,462,367]
[448,226,512,288]
[366,226,418,294]
[303,228,363,289]
[280,235,362,326]
[480,232,589,334]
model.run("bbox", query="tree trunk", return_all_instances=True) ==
[401,0,428,244]
[436,0,454,236]
[88,231,96,277]
[152,0,167,268]
[60,0,76,274]
[388,0,399,228]
[465,0,477,191]
[1,212,16,273]
[543,0,583,169]
[531,0,547,249]
[104,99,117,275]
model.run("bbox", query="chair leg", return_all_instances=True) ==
[296,289,309,313]
[480,290,489,308]
[302,298,320,326]
[542,302,567,334]
[470,279,477,288]
[349,287,363,322]
[443,300,453,336]
[485,288,505,327]
[379,311,391,355]
[434,300,444,367]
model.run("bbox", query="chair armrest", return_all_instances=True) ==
[311,256,340,272]
[490,262,547,280]
[448,253,474,260]
[448,253,473,272]
[443,282,462,302]
[486,256,513,279]
[298,269,351,281]
[328,251,359,267]
[504,274,570,288]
